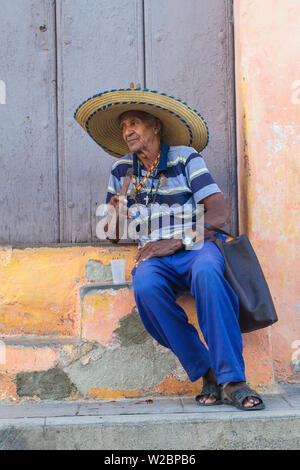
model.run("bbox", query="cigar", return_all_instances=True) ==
[119,168,133,197]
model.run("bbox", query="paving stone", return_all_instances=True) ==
[77,397,183,416]
[0,387,299,449]
[0,401,80,419]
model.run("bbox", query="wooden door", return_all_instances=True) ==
[0,0,58,243]
[56,0,145,242]
[144,0,237,232]
[0,0,236,243]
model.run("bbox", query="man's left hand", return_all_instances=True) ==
[134,239,183,267]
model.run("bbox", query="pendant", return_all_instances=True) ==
[144,193,150,205]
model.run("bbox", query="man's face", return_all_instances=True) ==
[119,111,159,154]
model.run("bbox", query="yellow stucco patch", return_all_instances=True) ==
[0,246,137,337]
[0,241,278,398]
[151,376,203,396]
[87,388,141,400]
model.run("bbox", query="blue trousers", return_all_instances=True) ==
[131,241,246,385]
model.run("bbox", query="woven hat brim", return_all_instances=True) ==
[74,88,209,157]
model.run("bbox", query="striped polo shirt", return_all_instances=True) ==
[105,142,222,248]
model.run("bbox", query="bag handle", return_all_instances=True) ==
[204,222,233,238]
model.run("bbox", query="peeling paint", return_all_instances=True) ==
[0,246,136,337]
[81,287,136,345]
[64,338,178,394]
[63,309,179,394]
[55,342,96,369]
[0,373,17,401]
[0,230,288,401]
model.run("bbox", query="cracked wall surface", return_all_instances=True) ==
[0,243,281,401]
[64,311,179,394]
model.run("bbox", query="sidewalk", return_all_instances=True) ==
[0,385,299,450]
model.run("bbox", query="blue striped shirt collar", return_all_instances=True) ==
[133,141,169,175]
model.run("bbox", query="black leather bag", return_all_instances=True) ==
[205,223,278,333]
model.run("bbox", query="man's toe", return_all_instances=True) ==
[202,394,216,404]
[243,396,261,408]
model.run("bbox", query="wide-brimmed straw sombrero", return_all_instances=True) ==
[74,87,209,158]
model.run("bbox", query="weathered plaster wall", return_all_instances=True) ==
[234,0,300,383]
[0,245,273,401]
[0,246,204,401]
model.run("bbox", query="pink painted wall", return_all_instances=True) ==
[234,0,300,383]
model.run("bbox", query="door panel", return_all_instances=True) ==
[144,0,237,232]
[0,0,58,243]
[56,0,145,242]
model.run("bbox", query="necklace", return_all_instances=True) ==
[132,172,165,235]
[130,152,161,200]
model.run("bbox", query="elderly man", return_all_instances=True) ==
[75,87,264,410]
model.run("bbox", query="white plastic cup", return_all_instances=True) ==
[111,259,126,284]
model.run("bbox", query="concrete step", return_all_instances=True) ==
[0,386,299,450]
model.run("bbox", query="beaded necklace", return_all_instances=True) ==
[130,152,161,200]
[130,161,166,235]
[136,172,164,235]
[129,150,169,235]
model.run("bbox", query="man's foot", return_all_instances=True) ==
[221,382,265,410]
[196,368,219,405]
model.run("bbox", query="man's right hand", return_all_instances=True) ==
[107,195,128,218]
[104,195,129,242]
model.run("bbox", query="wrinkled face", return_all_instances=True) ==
[119,111,161,154]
